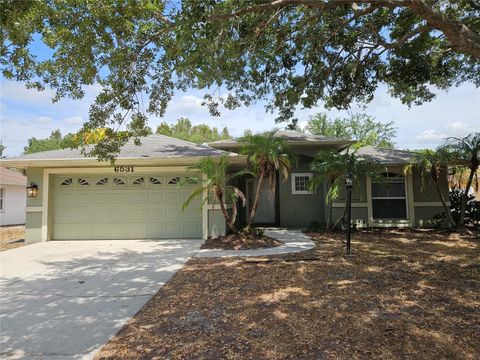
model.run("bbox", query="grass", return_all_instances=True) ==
[0,226,25,251]
[96,229,479,360]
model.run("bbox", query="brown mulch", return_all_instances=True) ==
[0,226,25,251]
[201,232,283,250]
[96,229,480,360]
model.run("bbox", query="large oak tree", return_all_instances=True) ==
[1,0,479,159]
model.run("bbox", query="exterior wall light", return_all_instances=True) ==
[26,183,39,198]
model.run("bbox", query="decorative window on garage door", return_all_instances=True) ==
[95,177,109,186]
[77,178,91,186]
[113,177,127,186]
[167,176,181,185]
[59,177,73,186]
[132,177,145,185]
[149,176,162,185]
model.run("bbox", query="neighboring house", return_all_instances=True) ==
[0,132,448,243]
[0,167,27,226]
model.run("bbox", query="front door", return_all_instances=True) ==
[246,179,276,224]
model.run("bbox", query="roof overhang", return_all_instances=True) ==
[0,154,248,170]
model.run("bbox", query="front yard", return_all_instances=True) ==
[97,229,479,360]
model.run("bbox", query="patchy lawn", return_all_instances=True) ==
[0,226,25,251]
[97,229,480,360]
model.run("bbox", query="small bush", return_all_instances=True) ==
[253,227,265,238]
[306,221,325,232]
[449,188,480,228]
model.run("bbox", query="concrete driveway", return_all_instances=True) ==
[0,239,202,359]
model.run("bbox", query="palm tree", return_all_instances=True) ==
[182,155,247,233]
[309,148,378,230]
[404,149,456,227]
[441,132,480,226]
[239,132,293,231]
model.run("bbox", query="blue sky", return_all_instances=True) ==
[0,78,479,157]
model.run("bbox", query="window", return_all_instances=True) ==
[371,172,407,219]
[167,176,181,185]
[95,177,109,186]
[60,178,73,186]
[132,177,145,185]
[0,188,4,211]
[149,176,162,185]
[77,178,90,186]
[291,173,313,194]
[113,177,126,186]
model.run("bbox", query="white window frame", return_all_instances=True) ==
[291,173,313,195]
[0,188,4,212]
[371,172,408,220]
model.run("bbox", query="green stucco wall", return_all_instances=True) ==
[279,156,326,228]
[331,206,369,228]
[414,206,445,227]
[412,167,449,202]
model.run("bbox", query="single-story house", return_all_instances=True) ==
[0,167,27,226]
[0,131,448,243]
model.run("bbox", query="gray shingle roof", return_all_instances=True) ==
[355,146,419,164]
[6,134,227,161]
[209,130,353,149]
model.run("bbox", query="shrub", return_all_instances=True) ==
[449,188,480,228]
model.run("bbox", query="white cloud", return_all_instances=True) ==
[62,116,83,125]
[0,80,56,104]
[36,116,53,125]
[416,129,447,141]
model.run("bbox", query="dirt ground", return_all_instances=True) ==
[96,229,480,360]
[0,226,25,251]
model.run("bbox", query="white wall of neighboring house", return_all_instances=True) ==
[0,185,26,226]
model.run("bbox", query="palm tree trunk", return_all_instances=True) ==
[332,202,348,230]
[459,168,475,226]
[326,200,333,230]
[214,187,237,233]
[245,170,265,231]
[434,180,456,227]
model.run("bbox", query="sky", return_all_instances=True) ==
[0,78,479,157]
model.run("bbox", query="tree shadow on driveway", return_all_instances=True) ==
[0,239,201,359]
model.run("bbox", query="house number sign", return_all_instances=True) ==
[114,166,135,173]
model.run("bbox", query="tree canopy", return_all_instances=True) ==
[24,129,73,154]
[1,0,479,159]
[305,113,397,148]
[155,118,231,144]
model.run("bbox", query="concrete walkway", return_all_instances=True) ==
[194,229,315,258]
[0,239,202,359]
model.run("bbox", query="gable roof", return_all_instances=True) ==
[0,167,27,186]
[355,146,419,164]
[209,130,354,150]
[1,134,234,169]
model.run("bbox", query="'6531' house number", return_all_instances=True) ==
[114,166,134,173]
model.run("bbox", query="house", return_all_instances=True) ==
[0,132,448,243]
[210,133,449,229]
[0,167,27,226]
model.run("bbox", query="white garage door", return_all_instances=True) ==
[52,174,202,240]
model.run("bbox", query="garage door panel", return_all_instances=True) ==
[53,174,202,240]
[111,192,129,204]
[93,193,110,204]
[165,191,182,203]
[92,208,112,222]
[129,192,146,203]
[148,192,164,203]
[147,209,165,222]
[184,223,202,237]
[54,224,92,240]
